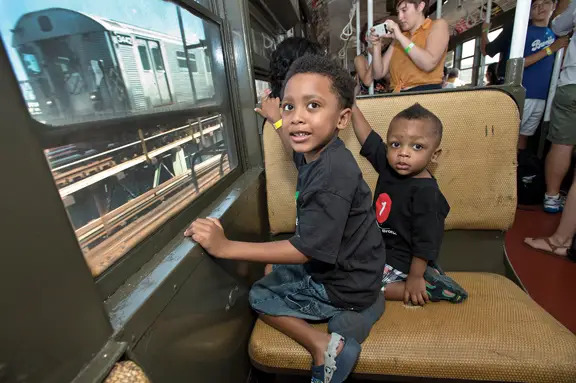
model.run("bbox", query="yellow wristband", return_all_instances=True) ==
[273,119,283,130]
[546,47,553,56]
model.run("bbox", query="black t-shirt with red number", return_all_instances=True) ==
[360,131,450,274]
[289,137,387,311]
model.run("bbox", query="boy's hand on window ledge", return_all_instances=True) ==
[184,217,230,258]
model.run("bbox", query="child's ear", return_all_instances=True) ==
[337,107,352,130]
[431,147,442,163]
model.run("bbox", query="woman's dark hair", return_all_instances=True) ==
[270,37,324,98]
[486,62,499,85]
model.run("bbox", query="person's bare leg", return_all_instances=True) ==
[518,135,529,150]
[260,314,343,366]
[526,174,576,256]
[545,144,573,196]
[383,282,405,301]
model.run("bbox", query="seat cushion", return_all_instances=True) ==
[263,89,520,234]
[249,273,576,382]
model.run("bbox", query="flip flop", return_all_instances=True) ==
[524,237,569,258]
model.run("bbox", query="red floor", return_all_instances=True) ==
[505,207,576,333]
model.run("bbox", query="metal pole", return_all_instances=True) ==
[367,0,374,95]
[544,48,565,122]
[436,0,443,19]
[478,0,492,86]
[356,0,361,56]
[509,0,531,59]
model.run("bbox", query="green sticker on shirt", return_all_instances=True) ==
[295,191,299,200]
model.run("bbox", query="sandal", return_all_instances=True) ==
[310,333,361,383]
[524,237,569,258]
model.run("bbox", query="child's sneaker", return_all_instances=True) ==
[310,333,361,383]
[423,265,468,303]
[543,193,564,213]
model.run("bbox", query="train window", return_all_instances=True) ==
[22,53,41,75]
[445,51,454,69]
[459,38,477,84]
[190,53,198,72]
[138,44,152,71]
[461,39,476,59]
[1,0,239,277]
[255,79,270,103]
[250,18,276,60]
[177,51,199,72]
[483,28,503,75]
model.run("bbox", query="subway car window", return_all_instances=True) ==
[459,38,477,84]
[250,19,276,60]
[0,0,237,276]
[254,79,270,103]
[483,28,503,75]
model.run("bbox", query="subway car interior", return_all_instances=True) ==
[1,0,575,382]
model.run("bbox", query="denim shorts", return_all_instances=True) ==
[249,264,342,321]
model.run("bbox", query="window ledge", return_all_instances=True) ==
[104,167,264,342]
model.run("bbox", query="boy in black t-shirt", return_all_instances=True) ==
[351,103,468,306]
[185,55,386,383]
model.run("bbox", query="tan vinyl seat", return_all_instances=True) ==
[250,89,576,381]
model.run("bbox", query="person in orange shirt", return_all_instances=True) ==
[370,0,449,92]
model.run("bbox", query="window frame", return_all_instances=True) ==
[1,0,249,299]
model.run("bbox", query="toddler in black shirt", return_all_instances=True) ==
[351,102,468,305]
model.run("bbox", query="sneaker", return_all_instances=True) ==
[543,194,564,213]
[423,265,468,303]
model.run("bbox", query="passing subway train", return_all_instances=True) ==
[12,7,216,125]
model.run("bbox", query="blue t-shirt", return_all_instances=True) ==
[523,25,556,99]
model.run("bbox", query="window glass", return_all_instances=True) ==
[1,0,224,126]
[460,68,473,84]
[138,44,152,71]
[189,53,198,72]
[250,18,276,59]
[488,28,503,42]
[150,42,165,71]
[462,39,476,58]
[1,0,238,276]
[255,79,270,103]
[460,57,474,69]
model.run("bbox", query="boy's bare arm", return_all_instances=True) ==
[524,36,570,67]
[255,92,293,154]
[351,104,374,146]
[184,218,308,264]
[405,256,429,306]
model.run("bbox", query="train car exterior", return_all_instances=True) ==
[12,8,214,125]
